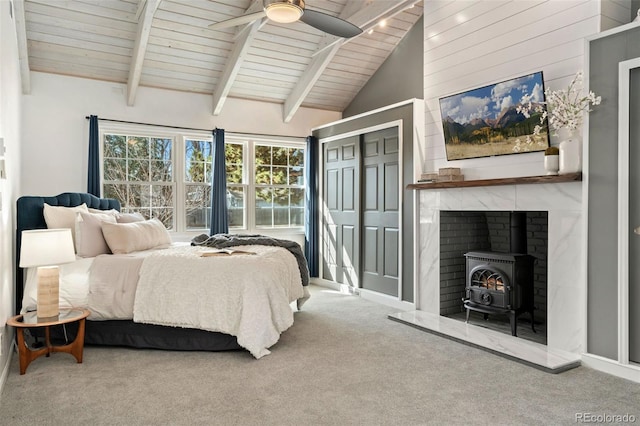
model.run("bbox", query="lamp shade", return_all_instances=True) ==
[19,229,76,267]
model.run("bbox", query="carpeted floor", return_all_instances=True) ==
[1,285,639,425]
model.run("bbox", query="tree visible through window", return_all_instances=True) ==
[225,142,245,228]
[254,145,304,228]
[102,129,305,233]
[185,139,212,230]
[103,134,174,229]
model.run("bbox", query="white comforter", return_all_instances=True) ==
[22,244,308,359]
[133,245,305,358]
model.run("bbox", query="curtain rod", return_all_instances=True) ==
[85,116,304,140]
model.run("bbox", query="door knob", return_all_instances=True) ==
[635,226,640,235]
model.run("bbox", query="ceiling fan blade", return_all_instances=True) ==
[300,9,362,38]
[209,11,266,30]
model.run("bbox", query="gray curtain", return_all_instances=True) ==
[209,128,228,235]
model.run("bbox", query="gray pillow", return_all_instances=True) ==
[75,211,117,258]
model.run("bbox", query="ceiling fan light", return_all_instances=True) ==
[265,0,304,24]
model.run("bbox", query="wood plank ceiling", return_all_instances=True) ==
[16,0,423,122]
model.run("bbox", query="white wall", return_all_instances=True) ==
[422,0,602,180]
[21,72,341,196]
[0,0,23,395]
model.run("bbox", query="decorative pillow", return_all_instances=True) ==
[75,211,117,258]
[43,203,89,249]
[116,212,145,223]
[88,207,119,217]
[101,218,171,254]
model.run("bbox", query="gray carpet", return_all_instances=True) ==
[1,285,639,425]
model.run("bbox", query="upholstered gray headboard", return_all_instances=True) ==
[15,192,120,314]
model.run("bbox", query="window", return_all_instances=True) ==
[101,127,304,234]
[254,145,304,228]
[184,139,213,230]
[224,138,305,231]
[225,142,245,229]
[103,133,175,229]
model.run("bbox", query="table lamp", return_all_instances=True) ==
[19,229,76,318]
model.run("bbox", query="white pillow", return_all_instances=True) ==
[88,207,119,217]
[116,212,145,223]
[87,207,144,223]
[75,211,117,258]
[43,203,89,249]
[101,218,171,254]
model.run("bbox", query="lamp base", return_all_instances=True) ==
[37,266,60,318]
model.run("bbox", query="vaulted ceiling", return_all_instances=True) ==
[13,0,423,122]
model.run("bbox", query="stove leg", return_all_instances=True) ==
[465,308,470,323]
[509,311,517,336]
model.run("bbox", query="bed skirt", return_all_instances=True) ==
[34,320,242,352]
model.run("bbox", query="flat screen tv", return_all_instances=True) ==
[439,71,550,161]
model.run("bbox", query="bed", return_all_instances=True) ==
[16,192,310,358]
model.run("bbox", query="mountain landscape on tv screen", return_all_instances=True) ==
[439,72,549,160]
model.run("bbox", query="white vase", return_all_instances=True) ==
[558,130,582,174]
[544,155,559,175]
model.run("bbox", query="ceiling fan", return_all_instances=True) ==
[208,0,363,39]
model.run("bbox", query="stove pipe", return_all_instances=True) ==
[510,212,527,254]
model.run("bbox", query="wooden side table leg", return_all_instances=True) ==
[70,318,86,363]
[45,326,52,357]
[15,328,48,375]
[15,329,28,375]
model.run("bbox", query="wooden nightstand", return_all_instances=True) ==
[7,308,90,375]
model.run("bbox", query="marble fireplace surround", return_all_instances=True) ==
[390,179,584,372]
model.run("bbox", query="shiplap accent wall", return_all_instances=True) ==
[422,0,603,180]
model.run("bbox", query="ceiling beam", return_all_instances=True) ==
[283,0,420,122]
[12,0,31,94]
[127,0,161,106]
[135,0,148,21]
[282,41,343,123]
[212,0,264,115]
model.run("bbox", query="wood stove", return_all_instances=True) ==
[463,251,535,336]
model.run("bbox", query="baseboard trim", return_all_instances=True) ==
[310,278,341,291]
[581,353,640,383]
[358,289,415,311]
[0,342,14,402]
[310,279,415,311]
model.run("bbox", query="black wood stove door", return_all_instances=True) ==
[467,264,511,309]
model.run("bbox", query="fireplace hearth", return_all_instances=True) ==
[463,251,535,336]
[413,181,583,358]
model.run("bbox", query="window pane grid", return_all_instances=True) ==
[103,132,304,232]
[103,133,175,229]
[184,139,213,231]
[253,144,305,229]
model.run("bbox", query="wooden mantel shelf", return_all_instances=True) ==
[407,172,582,190]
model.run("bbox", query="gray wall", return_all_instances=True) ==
[314,102,416,302]
[343,16,423,118]
[588,26,640,360]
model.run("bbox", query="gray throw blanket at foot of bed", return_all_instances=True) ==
[191,234,310,287]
